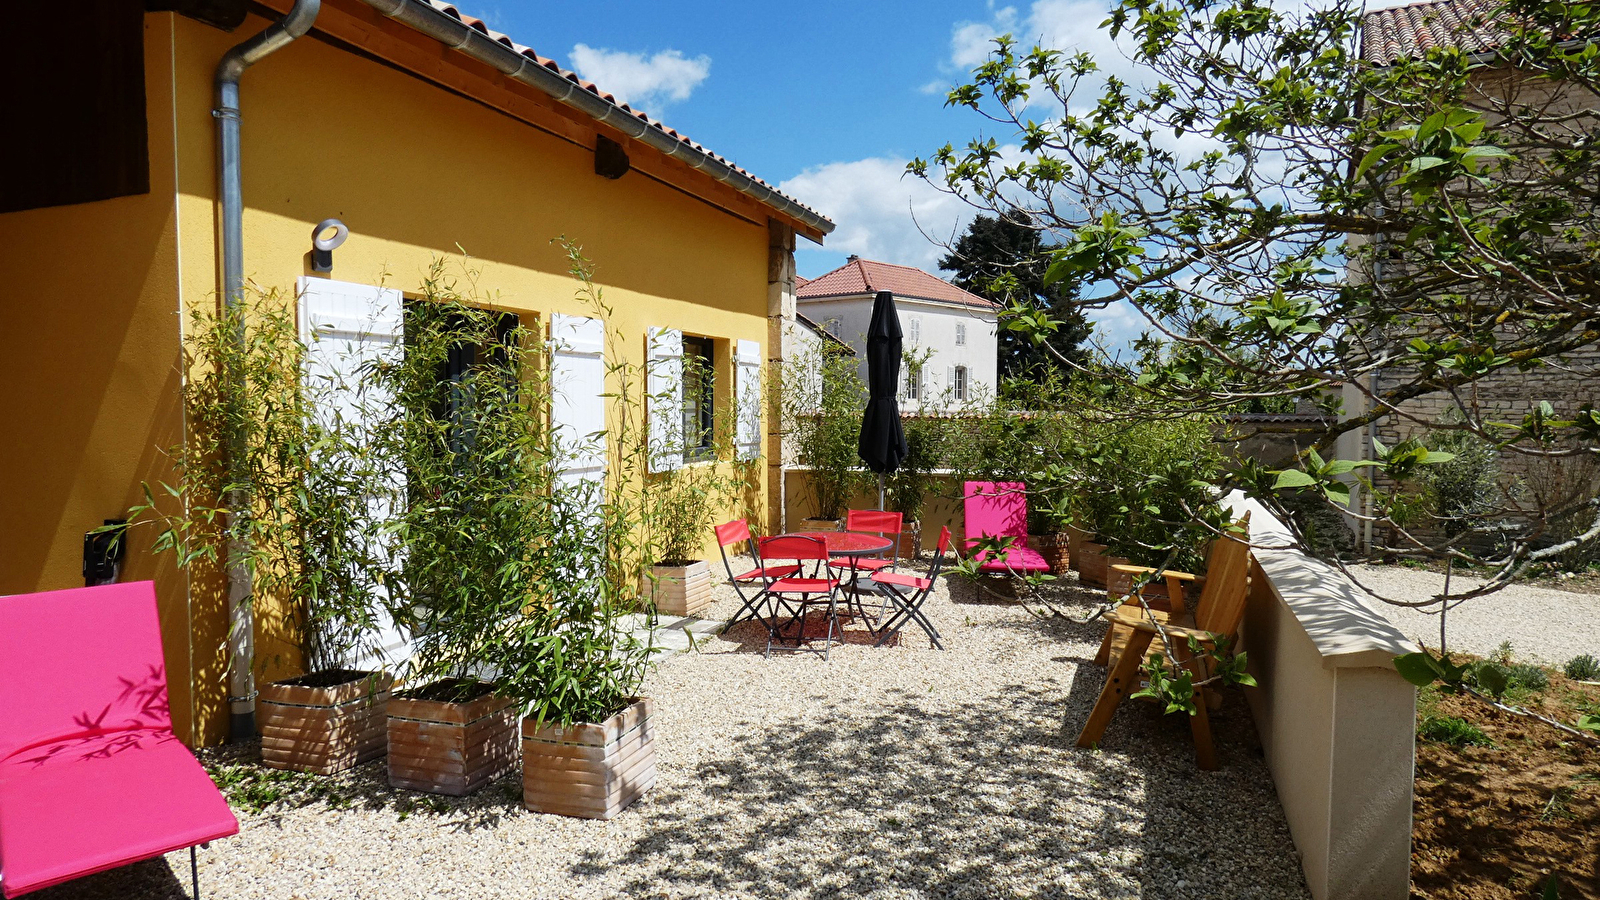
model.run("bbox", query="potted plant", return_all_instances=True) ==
[371,286,539,797]
[122,291,395,775]
[512,246,664,819]
[784,342,864,529]
[642,464,737,617]
[1070,416,1227,594]
[886,412,949,557]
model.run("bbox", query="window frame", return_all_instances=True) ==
[680,334,716,461]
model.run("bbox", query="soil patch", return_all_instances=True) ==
[275,668,377,689]
[394,677,494,704]
[1411,670,1600,899]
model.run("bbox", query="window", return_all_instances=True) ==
[955,322,967,346]
[902,367,920,402]
[408,303,521,455]
[954,366,969,401]
[907,317,921,345]
[681,335,716,459]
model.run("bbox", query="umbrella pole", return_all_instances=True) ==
[878,474,885,511]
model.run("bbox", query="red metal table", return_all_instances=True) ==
[782,531,896,625]
[785,530,895,557]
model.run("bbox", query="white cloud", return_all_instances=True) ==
[568,44,711,115]
[779,157,989,273]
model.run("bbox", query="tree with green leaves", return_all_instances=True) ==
[913,0,1600,602]
[939,213,1092,380]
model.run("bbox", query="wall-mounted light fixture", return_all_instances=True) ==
[311,218,348,272]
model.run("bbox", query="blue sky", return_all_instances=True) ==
[468,2,1069,276]
[469,0,1381,349]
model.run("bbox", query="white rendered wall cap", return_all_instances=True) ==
[1226,492,1420,669]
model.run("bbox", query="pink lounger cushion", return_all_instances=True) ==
[0,582,239,898]
[962,482,1050,573]
[964,542,1052,574]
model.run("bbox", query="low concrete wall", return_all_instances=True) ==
[1229,493,1418,900]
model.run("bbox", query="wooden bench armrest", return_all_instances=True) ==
[1109,564,1198,581]
[1104,609,1217,644]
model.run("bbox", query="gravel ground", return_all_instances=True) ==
[35,566,1310,900]
[1346,563,1600,665]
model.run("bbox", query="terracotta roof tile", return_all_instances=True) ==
[1361,0,1514,65]
[796,258,997,310]
[424,2,829,227]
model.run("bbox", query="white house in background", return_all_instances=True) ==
[796,257,999,409]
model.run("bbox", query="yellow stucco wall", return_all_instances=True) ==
[0,15,200,741]
[0,11,776,747]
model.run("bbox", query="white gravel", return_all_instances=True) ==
[34,567,1310,900]
[1346,563,1600,665]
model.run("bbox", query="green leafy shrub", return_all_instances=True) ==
[886,413,951,523]
[781,342,864,520]
[126,288,390,675]
[1071,415,1228,572]
[1508,663,1550,693]
[1420,426,1500,538]
[1418,714,1492,747]
[1564,654,1600,681]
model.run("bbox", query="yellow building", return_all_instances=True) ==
[0,0,831,746]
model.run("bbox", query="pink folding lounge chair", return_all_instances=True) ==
[0,582,238,898]
[962,481,1051,575]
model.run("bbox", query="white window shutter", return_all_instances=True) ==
[647,326,684,472]
[296,276,408,670]
[947,366,955,392]
[735,338,762,460]
[550,314,607,487]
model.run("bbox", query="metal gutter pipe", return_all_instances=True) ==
[353,0,834,238]
[213,0,321,742]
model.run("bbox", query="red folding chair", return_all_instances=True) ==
[869,526,951,649]
[715,519,800,633]
[828,509,904,573]
[0,582,239,898]
[828,509,904,626]
[757,535,842,661]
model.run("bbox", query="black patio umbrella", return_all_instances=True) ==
[859,291,910,508]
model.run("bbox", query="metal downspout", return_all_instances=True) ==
[213,0,321,742]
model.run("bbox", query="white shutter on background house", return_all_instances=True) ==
[647,326,684,472]
[296,276,408,670]
[735,338,762,460]
[550,314,607,488]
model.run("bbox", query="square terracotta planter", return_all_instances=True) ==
[259,669,392,775]
[387,681,518,796]
[1028,533,1071,573]
[1076,539,1112,588]
[801,517,842,531]
[644,561,712,617]
[522,698,657,820]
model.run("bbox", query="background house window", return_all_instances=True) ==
[907,317,921,345]
[681,335,716,459]
[955,322,966,346]
[954,366,969,401]
[902,367,921,402]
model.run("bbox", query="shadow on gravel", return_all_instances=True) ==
[25,739,528,900]
[576,681,1147,899]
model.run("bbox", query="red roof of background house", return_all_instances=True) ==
[1361,0,1516,64]
[795,274,811,289]
[402,3,829,230]
[796,258,998,310]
